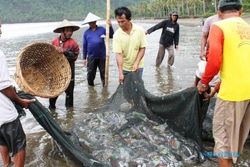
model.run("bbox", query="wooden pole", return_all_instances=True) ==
[214,0,217,13]
[104,0,110,87]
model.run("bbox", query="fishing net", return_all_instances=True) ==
[18,72,211,167]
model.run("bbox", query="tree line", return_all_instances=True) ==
[0,0,249,23]
[131,0,250,18]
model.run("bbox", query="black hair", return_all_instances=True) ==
[114,7,132,20]
[219,5,242,12]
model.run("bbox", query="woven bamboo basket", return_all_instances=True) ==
[15,42,72,98]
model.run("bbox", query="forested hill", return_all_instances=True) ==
[0,0,143,23]
[1,0,250,23]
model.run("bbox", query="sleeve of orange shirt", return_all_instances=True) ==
[201,24,224,86]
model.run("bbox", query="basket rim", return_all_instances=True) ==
[15,41,72,98]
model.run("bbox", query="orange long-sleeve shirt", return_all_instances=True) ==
[201,17,250,101]
[201,25,223,86]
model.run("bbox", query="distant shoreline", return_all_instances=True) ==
[135,15,250,26]
[134,15,250,26]
[134,18,203,26]
[2,15,250,26]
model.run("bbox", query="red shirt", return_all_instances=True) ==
[52,36,79,61]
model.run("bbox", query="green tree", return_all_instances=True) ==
[0,0,249,23]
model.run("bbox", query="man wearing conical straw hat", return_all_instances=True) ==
[49,19,80,109]
[0,19,35,167]
[82,12,114,87]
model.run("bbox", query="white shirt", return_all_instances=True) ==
[195,60,220,87]
[0,50,18,127]
[202,15,220,33]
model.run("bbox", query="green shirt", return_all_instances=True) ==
[113,23,147,71]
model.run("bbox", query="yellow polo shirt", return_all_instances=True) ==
[113,23,147,71]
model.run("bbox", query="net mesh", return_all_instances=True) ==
[18,72,211,167]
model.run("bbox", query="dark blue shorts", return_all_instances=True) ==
[0,119,26,157]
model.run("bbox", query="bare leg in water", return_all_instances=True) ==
[0,145,25,167]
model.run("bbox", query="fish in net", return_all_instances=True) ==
[18,72,211,167]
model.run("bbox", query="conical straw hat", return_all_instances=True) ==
[82,12,101,25]
[53,19,80,33]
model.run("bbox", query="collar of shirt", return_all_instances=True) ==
[119,23,136,35]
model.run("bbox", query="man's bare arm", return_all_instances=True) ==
[1,86,35,108]
[133,47,146,71]
[116,53,124,83]
[200,32,209,60]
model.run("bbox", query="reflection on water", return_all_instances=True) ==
[0,21,249,166]
[155,67,175,94]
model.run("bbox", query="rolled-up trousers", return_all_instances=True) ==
[156,44,175,67]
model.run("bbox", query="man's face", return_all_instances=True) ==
[62,27,73,39]
[171,15,178,21]
[116,14,130,29]
[88,21,97,29]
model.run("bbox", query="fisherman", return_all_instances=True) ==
[0,19,35,167]
[200,14,220,60]
[197,0,250,166]
[82,12,114,87]
[113,6,147,83]
[49,19,80,109]
[146,11,179,67]
[194,12,221,98]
